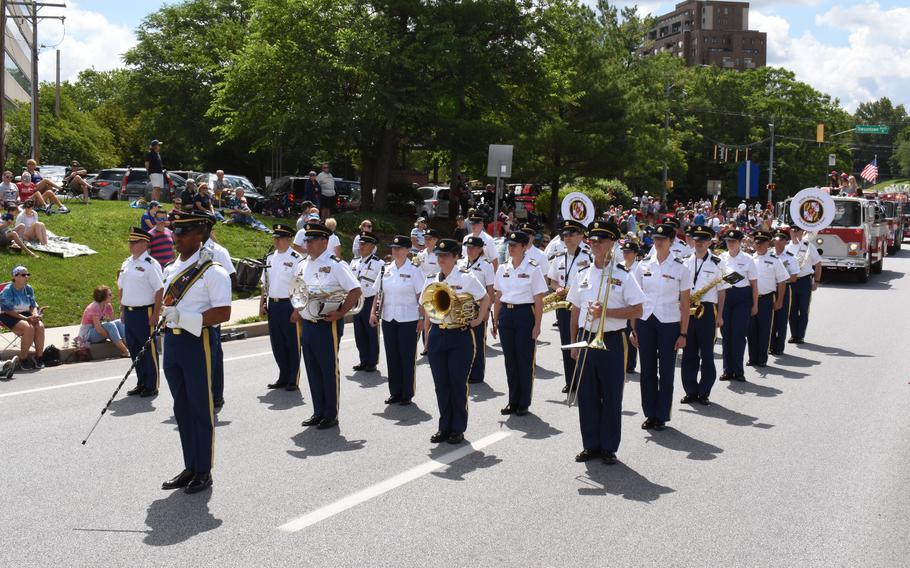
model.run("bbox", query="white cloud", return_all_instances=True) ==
[752,3,910,112]
[35,1,136,84]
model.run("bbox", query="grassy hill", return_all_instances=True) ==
[0,201,416,327]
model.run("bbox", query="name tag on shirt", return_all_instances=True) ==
[136,266,145,272]
[661,274,675,280]
[283,261,294,268]
[400,273,411,279]
[517,273,530,279]
[319,266,332,273]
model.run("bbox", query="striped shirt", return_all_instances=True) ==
[147,227,175,267]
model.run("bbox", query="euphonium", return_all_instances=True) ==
[542,288,570,313]
[421,281,478,327]
[290,277,364,321]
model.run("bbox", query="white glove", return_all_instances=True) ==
[163,306,180,327]
[162,306,203,337]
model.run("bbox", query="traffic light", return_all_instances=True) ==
[767,183,777,192]
[816,124,824,143]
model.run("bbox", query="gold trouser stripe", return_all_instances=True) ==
[766,294,775,354]
[712,305,718,343]
[466,329,476,412]
[412,323,418,395]
[294,321,302,386]
[202,328,215,468]
[332,322,340,414]
[148,306,159,389]
[622,334,629,386]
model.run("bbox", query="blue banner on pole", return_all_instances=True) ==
[737,160,760,199]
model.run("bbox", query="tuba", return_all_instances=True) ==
[421,282,478,328]
[290,276,364,321]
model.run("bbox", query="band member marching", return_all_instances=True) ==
[461,211,499,271]
[719,230,758,383]
[519,223,550,276]
[415,228,441,276]
[371,235,426,405]
[747,230,789,368]
[292,222,362,430]
[785,226,822,344]
[119,227,164,398]
[261,224,304,391]
[422,238,490,445]
[350,232,383,372]
[492,231,547,416]
[459,236,495,384]
[680,225,726,405]
[545,220,592,393]
[160,211,232,494]
[632,223,691,431]
[769,227,799,355]
[567,220,644,464]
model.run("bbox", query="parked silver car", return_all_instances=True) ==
[416,185,450,220]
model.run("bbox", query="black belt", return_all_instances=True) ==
[504,303,533,309]
[579,329,623,338]
[268,297,289,303]
[760,292,775,298]
[125,304,153,311]
[698,301,716,306]
[799,274,813,280]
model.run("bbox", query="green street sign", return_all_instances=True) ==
[856,125,889,134]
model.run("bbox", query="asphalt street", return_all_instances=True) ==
[2,253,909,567]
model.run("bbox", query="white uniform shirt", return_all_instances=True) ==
[752,251,790,295]
[117,251,164,307]
[567,261,645,333]
[785,239,821,277]
[351,234,361,257]
[544,234,564,261]
[634,255,691,323]
[646,238,692,260]
[328,233,341,254]
[262,248,303,298]
[379,260,426,323]
[546,247,593,289]
[720,250,758,288]
[494,256,548,304]
[458,255,495,288]
[204,238,235,276]
[291,249,360,297]
[422,268,487,325]
[462,231,498,263]
[683,251,726,304]
[293,229,308,248]
[350,254,383,298]
[772,249,799,277]
[416,249,440,276]
[162,249,232,314]
[525,246,550,277]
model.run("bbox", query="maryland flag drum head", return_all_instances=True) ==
[789,187,836,232]
[561,192,595,226]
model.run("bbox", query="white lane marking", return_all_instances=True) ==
[278,431,513,533]
[0,338,355,399]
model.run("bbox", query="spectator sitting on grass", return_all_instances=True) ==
[1,171,18,207]
[14,200,48,246]
[148,210,175,267]
[223,188,267,231]
[0,204,37,257]
[17,172,68,214]
[141,201,161,231]
[193,183,224,221]
[0,265,46,370]
[77,285,131,358]
[179,178,197,211]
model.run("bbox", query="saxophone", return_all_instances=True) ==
[542,288,569,313]
[689,273,728,319]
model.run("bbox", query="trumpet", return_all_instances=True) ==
[421,281,478,328]
[542,289,570,313]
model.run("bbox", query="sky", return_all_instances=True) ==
[33,0,910,113]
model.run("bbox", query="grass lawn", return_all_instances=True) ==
[0,201,418,327]
[869,179,910,192]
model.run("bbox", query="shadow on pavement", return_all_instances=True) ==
[772,353,821,368]
[469,381,504,402]
[257,389,306,410]
[756,365,810,380]
[501,412,563,440]
[644,427,723,460]
[679,401,772,428]
[796,342,873,358]
[430,449,503,481]
[534,366,561,380]
[727,380,783,398]
[823,268,903,290]
[578,462,675,502]
[108,396,156,417]
[346,370,386,389]
[287,428,366,459]
[372,402,433,426]
[143,490,222,546]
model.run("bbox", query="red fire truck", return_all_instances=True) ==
[879,190,907,253]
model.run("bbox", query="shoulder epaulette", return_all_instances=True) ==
[145,256,154,263]
[266,250,276,257]
[785,251,794,256]
[528,259,539,267]
[330,255,341,262]
[615,262,629,272]
[711,255,721,265]
[548,253,559,261]
[674,257,684,264]
[483,258,492,264]
[578,265,591,272]
[289,251,300,259]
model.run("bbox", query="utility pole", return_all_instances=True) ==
[0,0,7,168]
[662,84,671,202]
[54,48,59,117]
[767,122,775,205]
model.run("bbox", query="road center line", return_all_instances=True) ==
[278,431,513,533]
[0,338,355,399]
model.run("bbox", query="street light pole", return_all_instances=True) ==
[662,84,670,202]
[767,122,775,204]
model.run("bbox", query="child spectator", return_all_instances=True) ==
[78,285,130,357]
[141,201,160,231]
[148,210,175,267]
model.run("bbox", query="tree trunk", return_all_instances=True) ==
[360,151,375,211]
[448,152,461,220]
[549,151,562,233]
[373,125,397,212]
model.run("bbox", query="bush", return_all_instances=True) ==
[535,177,635,216]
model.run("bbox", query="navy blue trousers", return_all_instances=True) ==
[576,330,626,452]
[681,302,717,398]
[637,315,679,422]
[301,320,343,420]
[163,327,216,474]
[555,307,575,384]
[382,319,419,400]
[748,293,776,365]
[353,296,379,366]
[624,319,638,372]
[123,305,159,391]
[468,320,487,382]
[267,299,301,386]
[427,325,475,435]
[722,286,752,375]
[210,325,224,400]
[789,275,812,340]
[770,285,792,353]
[498,304,536,409]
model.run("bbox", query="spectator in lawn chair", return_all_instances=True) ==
[14,200,48,246]
[0,204,37,257]
[78,285,131,358]
[0,266,46,370]
[212,170,229,209]
[63,161,92,204]
[17,172,68,214]
[24,159,63,195]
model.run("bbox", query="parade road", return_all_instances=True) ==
[1,256,908,568]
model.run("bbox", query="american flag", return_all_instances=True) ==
[861,158,878,183]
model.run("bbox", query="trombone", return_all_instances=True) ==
[561,249,614,406]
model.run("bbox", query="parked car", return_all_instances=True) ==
[83,173,98,185]
[90,168,127,200]
[170,170,203,184]
[261,176,309,217]
[334,179,362,211]
[95,167,181,202]
[415,185,450,220]
[38,165,67,185]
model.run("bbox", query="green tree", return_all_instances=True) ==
[854,97,907,180]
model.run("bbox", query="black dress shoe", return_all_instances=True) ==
[746,360,755,367]
[699,395,711,405]
[353,363,366,371]
[719,373,732,382]
[284,384,299,391]
[794,338,805,344]
[184,472,212,494]
[301,415,323,427]
[362,365,378,373]
[680,394,698,404]
[787,337,798,344]
[140,389,159,398]
[734,373,747,382]
[317,417,339,429]
[398,399,412,406]
[500,405,515,415]
[127,385,144,396]
[561,384,570,393]
[755,362,767,368]
[602,451,617,465]
[385,395,402,405]
[267,382,287,389]
[769,350,782,356]
[213,397,225,408]
[430,431,448,443]
[575,449,601,462]
[447,433,464,444]
[162,469,194,490]
[626,368,637,374]
[641,417,656,430]
[653,421,667,431]
[515,407,529,416]
[419,350,428,356]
